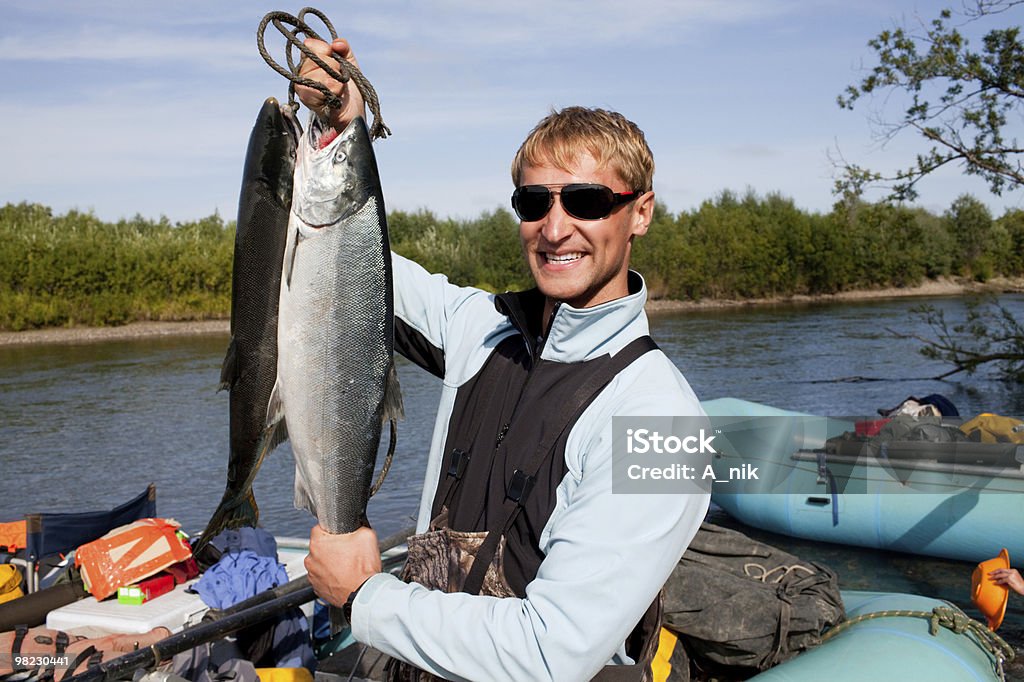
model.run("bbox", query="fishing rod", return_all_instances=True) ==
[67,581,315,682]
[66,526,414,682]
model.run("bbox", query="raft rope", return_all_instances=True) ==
[256,8,390,140]
[820,605,1016,681]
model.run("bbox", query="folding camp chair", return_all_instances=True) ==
[15,484,157,592]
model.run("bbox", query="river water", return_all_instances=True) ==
[2,294,1023,671]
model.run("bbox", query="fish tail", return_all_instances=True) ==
[218,337,237,392]
[382,359,405,422]
[192,490,260,556]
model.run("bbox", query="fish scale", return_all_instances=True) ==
[195,98,300,556]
[270,115,403,535]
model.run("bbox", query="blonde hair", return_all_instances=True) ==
[510,106,654,192]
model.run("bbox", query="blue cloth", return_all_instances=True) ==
[270,607,317,669]
[919,393,960,417]
[191,526,314,668]
[207,527,279,559]
[193,549,288,609]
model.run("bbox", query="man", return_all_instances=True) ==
[299,38,710,681]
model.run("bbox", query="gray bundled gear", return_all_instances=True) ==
[662,523,845,679]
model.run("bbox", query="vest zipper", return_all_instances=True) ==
[495,302,560,450]
[495,422,510,447]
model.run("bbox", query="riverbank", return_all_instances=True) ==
[0,320,229,346]
[644,275,1024,313]
[2,276,1022,346]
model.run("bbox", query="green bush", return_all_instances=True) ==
[0,203,234,330]
[1,192,1020,331]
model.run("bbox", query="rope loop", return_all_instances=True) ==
[928,605,970,636]
[256,8,390,140]
[820,605,1016,681]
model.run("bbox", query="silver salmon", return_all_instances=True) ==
[268,114,403,534]
[196,98,301,554]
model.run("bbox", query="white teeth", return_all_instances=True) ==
[546,252,583,263]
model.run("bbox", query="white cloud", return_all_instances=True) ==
[0,30,253,69]
[1,0,1018,224]
[353,0,797,48]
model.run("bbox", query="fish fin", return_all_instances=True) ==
[381,359,405,422]
[193,489,259,557]
[261,416,289,453]
[328,605,347,635]
[266,379,286,429]
[219,337,237,392]
[285,227,300,288]
[263,381,289,450]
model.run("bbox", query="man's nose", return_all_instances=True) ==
[540,193,573,242]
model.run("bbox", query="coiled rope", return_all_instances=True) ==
[821,605,1016,681]
[744,562,814,583]
[256,8,390,140]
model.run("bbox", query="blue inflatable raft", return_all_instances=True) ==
[700,398,1024,563]
[752,591,1012,681]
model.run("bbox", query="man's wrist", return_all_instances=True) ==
[342,575,374,622]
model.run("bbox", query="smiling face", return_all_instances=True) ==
[518,152,653,321]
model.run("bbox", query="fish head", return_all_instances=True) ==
[294,114,381,230]
[242,98,302,209]
[275,104,303,205]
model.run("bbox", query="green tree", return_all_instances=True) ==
[838,2,1024,381]
[631,201,688,299]
[944,194,996,277]
[836,1,1024,201]
[995,208,1024,273]
[896,297,1024,382]
[462,209,530,292]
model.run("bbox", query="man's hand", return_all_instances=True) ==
[295,37,367,133]
[305,524,382,607]
[989,567,1024,596]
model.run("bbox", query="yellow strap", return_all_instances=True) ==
[255,668,314,682]
[651,627,679,682]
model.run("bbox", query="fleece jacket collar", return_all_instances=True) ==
[493,270,649,364]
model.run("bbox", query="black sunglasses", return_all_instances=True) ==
[511,184,643,222]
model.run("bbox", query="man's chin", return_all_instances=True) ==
[534,281,585,307]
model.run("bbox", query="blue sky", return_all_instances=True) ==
[2,1,1021,224]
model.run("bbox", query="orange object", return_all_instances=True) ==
[971,548,1010,631]
[0,520,26,552]
[75,518,192,601]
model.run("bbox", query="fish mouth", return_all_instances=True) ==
[308,115,338,151]
[294,115,378,231]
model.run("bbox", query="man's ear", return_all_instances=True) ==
[631,191,655,237]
